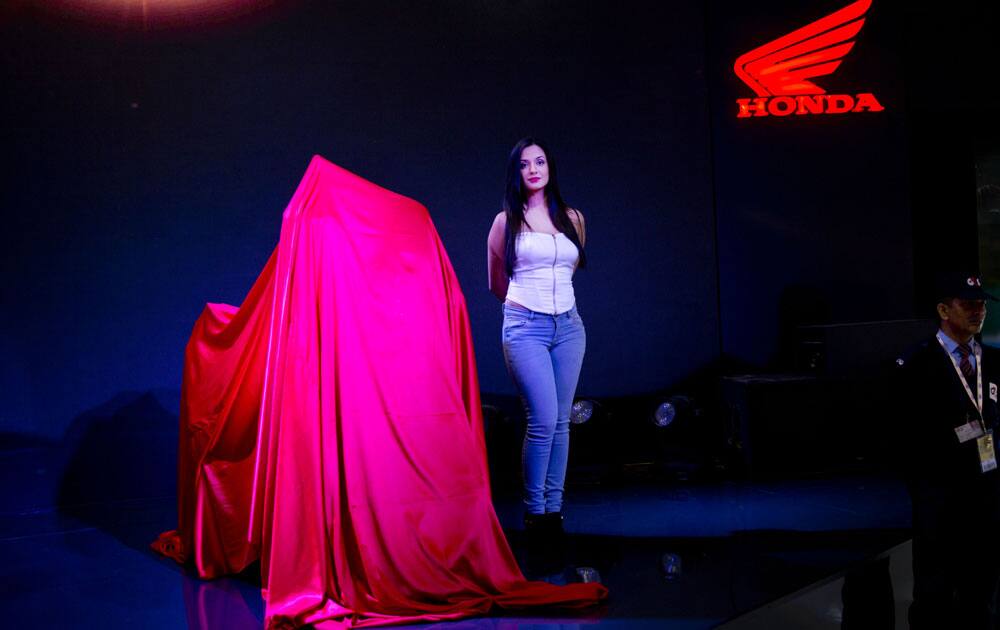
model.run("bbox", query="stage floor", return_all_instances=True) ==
[0,433,911,630]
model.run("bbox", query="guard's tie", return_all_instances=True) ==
[956,342,977,392]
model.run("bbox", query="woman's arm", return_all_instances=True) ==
[569,208,587,245]
[570,208,586,247]
[487,212,509,301]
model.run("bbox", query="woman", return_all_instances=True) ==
[487,137,587,536]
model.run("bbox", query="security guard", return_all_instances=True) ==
[895,272,1000,629]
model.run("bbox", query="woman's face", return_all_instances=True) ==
[519,144,549,194]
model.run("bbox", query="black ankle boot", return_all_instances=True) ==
[542,512,564,536]
[543,512,567,565]
[522,512,566,578]
[524,512,564,539]
[523,513,548,547]
[524,513,541,527]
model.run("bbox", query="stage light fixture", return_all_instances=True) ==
[569,399,596,425]
[574,566,601,584]
[653,395,698,428]
[660,552,682,580]
[653,401,676,428]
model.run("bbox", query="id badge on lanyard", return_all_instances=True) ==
[936,333,995,473]
[978,432,997,473]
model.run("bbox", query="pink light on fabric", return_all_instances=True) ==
[152,156,607,628]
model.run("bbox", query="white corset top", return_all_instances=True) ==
[505,232,579,315]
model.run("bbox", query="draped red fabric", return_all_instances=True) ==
[152,156,607,628]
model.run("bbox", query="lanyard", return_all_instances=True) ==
[936,331,983,418]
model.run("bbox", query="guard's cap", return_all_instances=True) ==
[934,272,998,302]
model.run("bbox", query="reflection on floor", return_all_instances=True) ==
[719,540,911,630]
[0,435,911,629]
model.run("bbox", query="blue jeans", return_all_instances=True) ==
[502,302,586,515]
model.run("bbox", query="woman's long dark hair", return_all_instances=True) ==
[502,136,587,278]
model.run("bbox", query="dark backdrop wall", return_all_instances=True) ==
[902,1,1000,311]
[2,1,718,437]
[707,0,913,367]
[7,0,991,440]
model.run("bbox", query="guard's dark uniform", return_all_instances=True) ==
[895,337,1000,629]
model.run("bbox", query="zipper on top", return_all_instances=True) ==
[552,233,557,314]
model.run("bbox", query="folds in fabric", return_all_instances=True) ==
[153,156,606,628]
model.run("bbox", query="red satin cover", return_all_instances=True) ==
[152,156,607,628]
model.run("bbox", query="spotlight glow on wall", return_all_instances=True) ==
[33,0,288,30]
